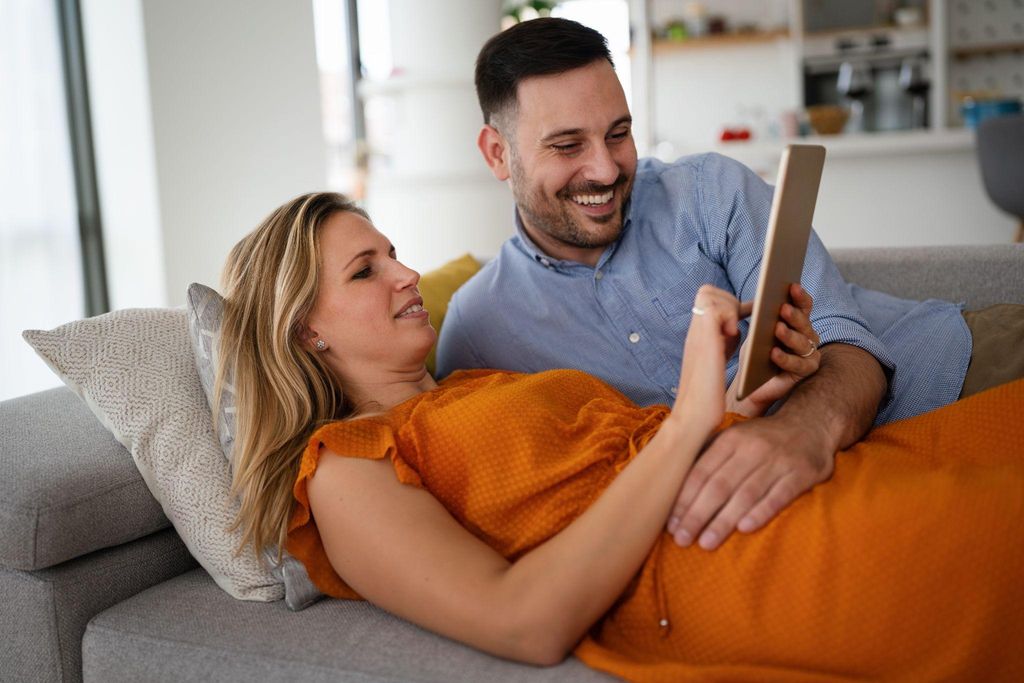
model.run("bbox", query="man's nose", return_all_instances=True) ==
[582,142,619,186]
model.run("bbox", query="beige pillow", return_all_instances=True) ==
[23,308,283,601]
[186,283,322,610]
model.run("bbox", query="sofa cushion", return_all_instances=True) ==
[83,568,615,683]
[0,527,195,683]
[0,386,168,571]
[420,253,482,374]
[22,308,282,601]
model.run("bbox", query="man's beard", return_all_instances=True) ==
[511,160,633,251]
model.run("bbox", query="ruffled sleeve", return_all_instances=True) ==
[286,418,421,599]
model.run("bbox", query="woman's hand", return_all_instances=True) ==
[726,283,820,417]
[671,285,752,436]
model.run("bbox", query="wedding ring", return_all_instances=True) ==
[799,339,817,358]
[691,306,706,316]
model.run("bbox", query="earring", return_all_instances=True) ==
[315,339,327,351]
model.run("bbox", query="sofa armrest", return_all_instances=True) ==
[0,387,170,571]
[830,245,1024,309]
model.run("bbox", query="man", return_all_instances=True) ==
[435,18,1006,551]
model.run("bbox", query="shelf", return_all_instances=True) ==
[952,42,1024,59]
[669,129,975,165]
[651,29,790,54]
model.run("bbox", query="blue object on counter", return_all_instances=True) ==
[961,98,1023,129]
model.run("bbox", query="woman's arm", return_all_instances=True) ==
[308,286,743,665]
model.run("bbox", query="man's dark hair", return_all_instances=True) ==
[475,18,613,130]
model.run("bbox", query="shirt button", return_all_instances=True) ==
[594,270,604,280]
[670,386,678,395]
[540,257,551,267]
[628,332,640,344]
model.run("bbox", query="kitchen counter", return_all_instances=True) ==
[685,128,975,166]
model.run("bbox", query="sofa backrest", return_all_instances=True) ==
[831,244,1024,310]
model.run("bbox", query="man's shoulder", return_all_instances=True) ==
[449,240,531,313]
[628,153,756,231]
[636,151,748,183]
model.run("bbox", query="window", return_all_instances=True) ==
[312,0,396,195]
[0,0,92,401]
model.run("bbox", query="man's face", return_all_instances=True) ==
[505,60,637,265]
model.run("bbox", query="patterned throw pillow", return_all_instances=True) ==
[23,309,283,601]
[186,283,322,610]
[186,283,235,463]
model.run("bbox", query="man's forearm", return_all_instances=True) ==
[775,343,887,451]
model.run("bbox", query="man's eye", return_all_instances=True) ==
[352,266,372,280]
[552,143,580,153]
[609,130,630,141]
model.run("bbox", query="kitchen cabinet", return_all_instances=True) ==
[627,0,1021,247]
[630,0,1023,156]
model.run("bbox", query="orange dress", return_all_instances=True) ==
[288,369,1024,682]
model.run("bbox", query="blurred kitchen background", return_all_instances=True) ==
[3,0,1023,399]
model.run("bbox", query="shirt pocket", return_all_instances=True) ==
[651,259,731,321]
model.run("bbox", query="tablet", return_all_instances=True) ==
[734,144,826,401]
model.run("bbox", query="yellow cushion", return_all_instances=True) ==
[419,253,481,375]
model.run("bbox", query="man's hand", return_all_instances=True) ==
[666,413,832,550]
[726,284,820,418]
[666,343,887,550]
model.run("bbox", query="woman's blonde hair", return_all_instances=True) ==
[217,192,368,560]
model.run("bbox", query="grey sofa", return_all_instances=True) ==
[2,245,1022,683]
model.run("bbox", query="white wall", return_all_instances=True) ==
[651,41,799,152]
[138,0,326,305]
[812,152,1017,248]
[710,141,1017,248]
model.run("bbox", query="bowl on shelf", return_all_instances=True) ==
[806,105,849,135]
[960,97,1022,129]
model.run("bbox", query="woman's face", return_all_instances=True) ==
[305,211,436,377]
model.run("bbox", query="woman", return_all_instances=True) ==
[219,193,1024,682]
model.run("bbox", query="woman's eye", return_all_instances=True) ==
[352,266,372,280]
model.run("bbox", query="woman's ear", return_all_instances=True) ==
[477,124,511,181]
[295,322,320,351]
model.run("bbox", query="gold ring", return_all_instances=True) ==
[691,306,706,316]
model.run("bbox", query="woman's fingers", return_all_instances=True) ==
[676,286,745,429]
[692,285,743,335]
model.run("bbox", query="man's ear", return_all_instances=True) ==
[477,124,511,181]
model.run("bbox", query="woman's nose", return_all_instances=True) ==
[394,261,420,289]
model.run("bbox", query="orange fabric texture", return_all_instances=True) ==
[288,370,1024,681]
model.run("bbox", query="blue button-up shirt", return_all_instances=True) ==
[436,153,971,425]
